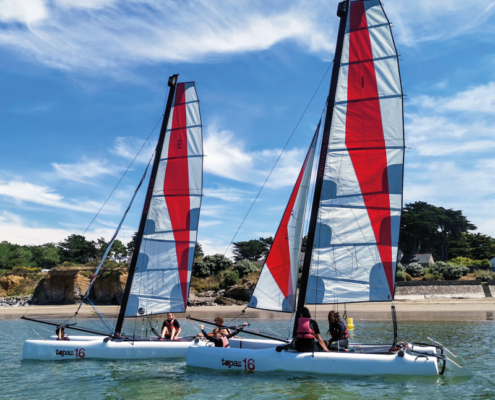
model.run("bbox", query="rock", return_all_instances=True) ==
[224,281,255,301]
[188,296,217,306]
[0,275,23,294]
[197,290,216,297]
[216,289,226,296]
[37,270,90,305]
[236,300,248,305]
[215,296,237,306]
[93,272,128,305]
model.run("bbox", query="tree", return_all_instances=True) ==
[58,234,97,264]
[95,238,109,259]
[194,243,204,259]
[0,241,15,269]
[232,239,268,262]
[126,232,138,260]
[449,232,495,260]
[399,202,476,261]
[192,254,232,277]
[112,240,127,262]
[30,243,60,269]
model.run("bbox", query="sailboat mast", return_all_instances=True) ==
[115,74,179,335]
[293,2,349,335]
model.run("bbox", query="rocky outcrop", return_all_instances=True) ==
[0,275,23,296]
[224,281,255,302]
[93,272,128,305]
[37,270,90,304]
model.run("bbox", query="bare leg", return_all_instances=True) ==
[161,326,170,339]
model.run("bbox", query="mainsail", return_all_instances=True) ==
[249,127,319,312]
[122,78,203,319]
[305,0,404,304]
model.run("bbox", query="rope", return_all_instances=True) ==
[223,61,334,257]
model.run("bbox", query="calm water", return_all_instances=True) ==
[1,314,494,399]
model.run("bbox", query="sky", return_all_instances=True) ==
[1,0,495,257]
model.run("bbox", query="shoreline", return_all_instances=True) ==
[2,298,494,321]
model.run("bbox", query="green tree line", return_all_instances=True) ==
[1,201,494,271]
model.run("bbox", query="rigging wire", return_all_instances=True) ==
[82,112,165,236]
[223,61,334,257]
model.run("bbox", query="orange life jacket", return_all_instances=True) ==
[296,318,316,339]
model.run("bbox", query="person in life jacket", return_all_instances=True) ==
[199,324,247,348]
[326,311,350,351]
[160,313,181,340]
[56,326,70,341]
[294,307,329,352]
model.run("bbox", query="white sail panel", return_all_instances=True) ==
[306,0,403,304]
[126,82,203,316]
[249,129,319,312]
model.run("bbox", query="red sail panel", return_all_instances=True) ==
[345,1,393,295]
[267,149,312,298]
[164,83,190,309]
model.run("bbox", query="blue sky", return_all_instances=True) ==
[1,0,495,257]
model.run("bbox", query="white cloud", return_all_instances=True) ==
[0,0,47,24]
[0,0,334,74]
[203,126,254,182]
[204,125,306,188]
[0,0,493,76]
[111,136,156,164]
[0,180,118,213]
[442,81,495,114]
[404,159,495,237]
[52,158,115,182]
[199,237,233,259]
[0,211,134,245]
[204,187,253,202]
[199,220,221,228]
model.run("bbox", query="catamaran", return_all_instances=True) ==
[186,0,472,377]
[22,75,210,360]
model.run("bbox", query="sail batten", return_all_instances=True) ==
[124,81,203,317]
[305,0,404,305]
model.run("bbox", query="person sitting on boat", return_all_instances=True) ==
[56,326,69,341]
[213,316,231,336]
[161,313,181,340]
[326,311,349,351]
[199,323,247,348]
[295,307,329,352]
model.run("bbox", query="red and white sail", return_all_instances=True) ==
[249,129,319,312]
[306,0,404,304]
[125,82,203,316]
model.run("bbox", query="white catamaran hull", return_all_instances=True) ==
[23,337,208,361]
[186,345,440,376]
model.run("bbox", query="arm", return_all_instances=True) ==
[201,330,216,343]
[226,323,247,339]
[315,333,329,352]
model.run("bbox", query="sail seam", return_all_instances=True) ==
[335,94,401,105]
[341,54,396,66]
[166,124,202,132]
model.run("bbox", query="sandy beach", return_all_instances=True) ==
[2,298,494,322]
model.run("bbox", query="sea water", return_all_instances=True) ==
[1,314,494,399]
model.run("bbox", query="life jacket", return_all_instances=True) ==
[164,319,176,329]
[330,321,349,340]
[296,318,316,340]
[220,336,230,348]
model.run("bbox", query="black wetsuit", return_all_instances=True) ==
[328,321,349,350]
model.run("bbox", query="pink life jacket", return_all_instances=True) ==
[220,336,230,348]
[296,318,316,340]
